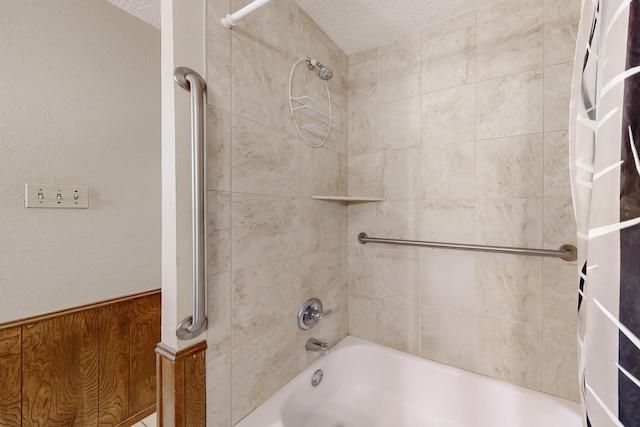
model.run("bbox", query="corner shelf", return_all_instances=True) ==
[311,196,385,203]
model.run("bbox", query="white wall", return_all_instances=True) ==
[0,0,161,323]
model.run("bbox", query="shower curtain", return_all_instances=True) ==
[569,0,640,425]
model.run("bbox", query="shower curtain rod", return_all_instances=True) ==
[221,0,273,28]
[357,233,577,262]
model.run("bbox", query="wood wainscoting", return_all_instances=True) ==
[156,341,207,427]
[0,290,161,427]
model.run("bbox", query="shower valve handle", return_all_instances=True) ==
[297,298,331,330]
[307,307,332,321]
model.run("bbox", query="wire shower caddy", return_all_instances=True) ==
[288,58,340,148]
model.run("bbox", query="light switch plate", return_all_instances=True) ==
[25,184,89,208]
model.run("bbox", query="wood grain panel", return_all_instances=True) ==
[129,293,161,415]
[98,302,130,426]
[184,351,206,426]
[22,310,100,427]
[156,341,207,427]
[0,327,22,427]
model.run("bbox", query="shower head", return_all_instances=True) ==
[306,58,333,81]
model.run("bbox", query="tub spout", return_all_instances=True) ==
[305,338,329,356]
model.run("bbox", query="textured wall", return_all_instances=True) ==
[0,0,161,323]
[204,0,349,425]
[347,0,581,401]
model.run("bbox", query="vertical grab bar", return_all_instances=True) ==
[174,67,208,340]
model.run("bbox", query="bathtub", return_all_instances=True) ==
[236,336,582,427]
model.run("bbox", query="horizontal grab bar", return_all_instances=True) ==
[357,233,577,262]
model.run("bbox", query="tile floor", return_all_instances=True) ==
[131,412,156,427]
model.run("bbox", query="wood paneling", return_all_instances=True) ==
[0,327,22,427]
[184,351,206,426]
[22,310,100,427]
[130,293,161,415]
[99,302,130,426]
[0,290,160,427]
[156,341,207,427]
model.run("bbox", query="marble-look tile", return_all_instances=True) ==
[543,197,576,249]
[301,144,343,197]
[348,104,377,155]
[375,249,420,302]
[544,131,571,198]
[348,153,381,198]
[476,5,543,81]
[207,272,231,358]
[422,26,475,93]
[542,259,579,400]
[477,0,541,22]
[477,70,543,140]
[421,249,475,311]
[207,106,231,192]
[207,191,231,275]
[300,199,342,254]
[377,44,421,104]
[206,18,231,111]
[206,351,231,427]
[231,0,298,57]
[207,0,230,23]
[347,202,377,246]
[420,199,476,243]
[476,316,542,390]
[476,198,543,247]
[231,324,300,424]
[544,0,581,66]
[544,62,573,132]
[231,193,299,270]
[349,58,377,107]
[230,0,299,136]
[376,201,420,241]
[543,259,578,330]
[300,249,342,302]
[421,11,476,40]
[232,258,299,347]
[376,96,421,151]
[299,9,347,66]
[231,115,300,196]
[376,298,420,355]
[377,32,421,57]
[476,134,544,198]
[542,320,580,401]
[381,148,422,201]
[422,85,476,145]
[477,254,543,325]
[349,296,376,341]
[421,307,476,371]
[349,47,377,67]
[348,246,375,298]
[423,141,476,200]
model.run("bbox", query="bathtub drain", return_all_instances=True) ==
[311,369,323,387]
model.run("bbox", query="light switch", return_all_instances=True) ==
[25,184,89,208]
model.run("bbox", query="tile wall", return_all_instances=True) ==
[204,0,349,425]
[347,0,581,401]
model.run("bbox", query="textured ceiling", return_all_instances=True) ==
[106,0,160,29]
[110,0,501,55]
[294,0,499,55]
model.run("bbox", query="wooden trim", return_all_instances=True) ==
[156,341,207,427]
[156,341,207,361]
[0,289,161,330]
[115,405,156,427]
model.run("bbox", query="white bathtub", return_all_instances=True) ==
[236,336,582,427]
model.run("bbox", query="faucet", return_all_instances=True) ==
[305,338,330,356]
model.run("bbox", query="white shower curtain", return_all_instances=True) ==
[569,0,640,425]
